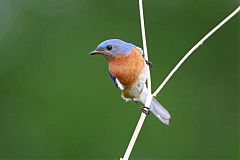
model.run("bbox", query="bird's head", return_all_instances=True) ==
[89,39,135,58]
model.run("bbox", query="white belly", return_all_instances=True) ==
[121,65,147,101]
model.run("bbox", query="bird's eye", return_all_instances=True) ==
[106,45,112,50]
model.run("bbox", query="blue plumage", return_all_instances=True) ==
[108,72,118,87]
[108,71,124,90]
[97,39,135,56]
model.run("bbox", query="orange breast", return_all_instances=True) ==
[108,48,145,97]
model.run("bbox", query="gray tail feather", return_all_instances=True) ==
[149,97,171,125]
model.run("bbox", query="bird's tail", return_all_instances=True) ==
[139,87,171,125]
[149,97,171,125]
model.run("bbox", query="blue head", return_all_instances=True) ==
[89,39,136,58]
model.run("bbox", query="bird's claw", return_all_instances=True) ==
[141,106,150,115]
[145,60,153,68]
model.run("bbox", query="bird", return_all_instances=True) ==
[89,39,170,125]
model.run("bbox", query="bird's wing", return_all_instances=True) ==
[108,72,124,90]
[135,46,153,67]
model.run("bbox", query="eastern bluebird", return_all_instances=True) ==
[90,39,170,125]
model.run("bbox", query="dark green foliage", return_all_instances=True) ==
[0,0,238,159]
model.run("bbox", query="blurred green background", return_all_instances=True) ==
[0,0,239,160]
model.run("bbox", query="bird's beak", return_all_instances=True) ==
[89,50,105,55]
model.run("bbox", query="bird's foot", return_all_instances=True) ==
[141,106,150,115]
[145,60,153,68]
[133,100,150,115]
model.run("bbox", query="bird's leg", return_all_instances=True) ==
[145,60,153,68]
[133,100,150,115]
[133,100,142,108]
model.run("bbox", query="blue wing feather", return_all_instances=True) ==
[108,72,124,90]
[108,72,118,87]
